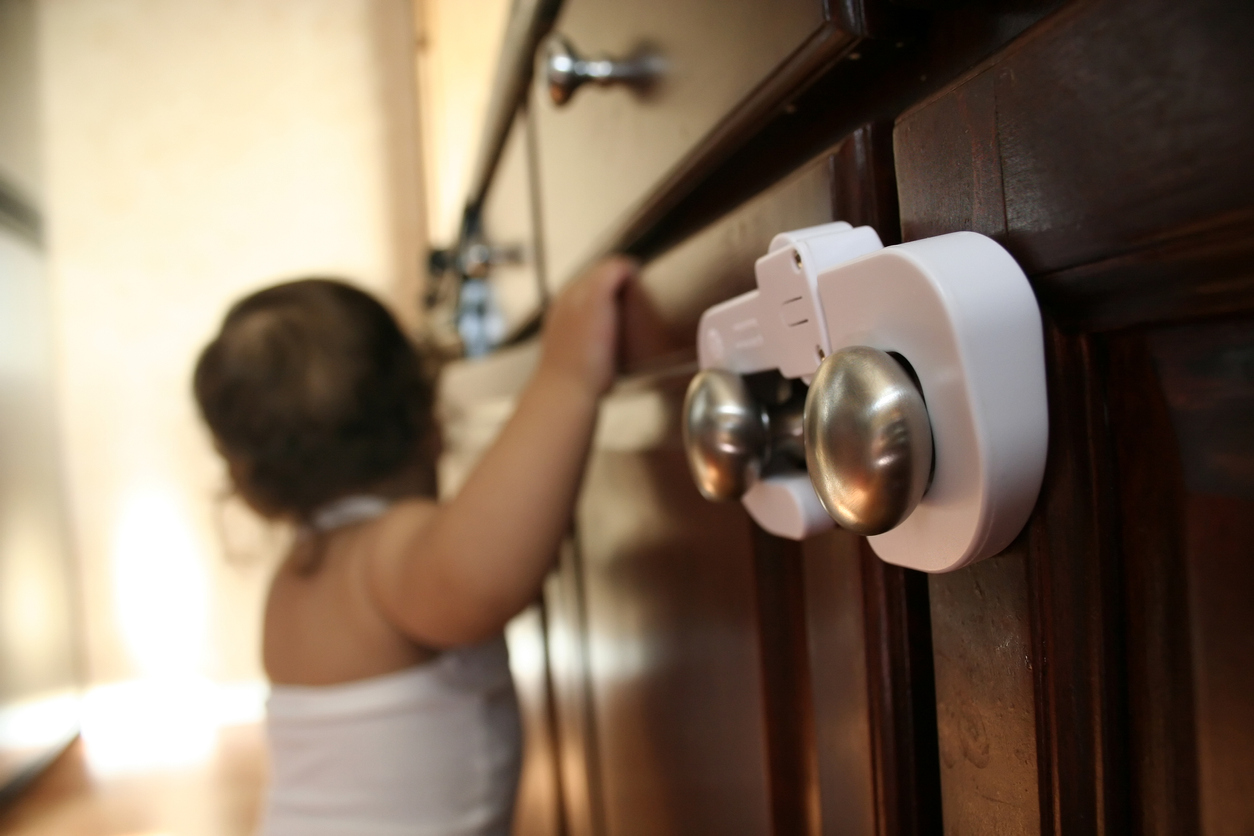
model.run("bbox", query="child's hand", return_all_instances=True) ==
[370,256,637,648]
[538,256,637,397]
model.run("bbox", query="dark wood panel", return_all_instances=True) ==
[894,68,1004,241]
[575,370,773,836]
[895,0,1254,329]
[754,529,823,836]
[830,123,902,248]
[929,551,1040,835]
[1026,326,1127,836]
[1106,333,1199,836]
[893,6,1254,831]
[1034,212,1254,333]
[802,530,874,836]
[1149,322,1254,835]
[1151,323,1254,502]
[860,549,940,836]
[993,1,1254,276]
[1105,320,1254,835]
[464,0,1254,832]
[1184,492,1254,836]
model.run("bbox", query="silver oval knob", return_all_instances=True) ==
[682,369,768,501]
[804,346,933,536]
[543,34,661,106]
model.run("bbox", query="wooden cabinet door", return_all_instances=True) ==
[504,1,1254,833]
[894,0,1254,832]
[543,127,939,836]
[548,154,841,836]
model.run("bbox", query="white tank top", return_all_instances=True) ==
[259,497,522,836]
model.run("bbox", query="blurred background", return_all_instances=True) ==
[0,0,507,831]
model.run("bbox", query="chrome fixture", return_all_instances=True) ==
[803,346,932,536]
[682,370,805,502]
[544,34,662,106]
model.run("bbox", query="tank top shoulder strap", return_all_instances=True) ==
[309,495,392,533]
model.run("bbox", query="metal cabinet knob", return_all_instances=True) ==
[682,370,805,502]
[683,370,767,501]
[543,34,661,106]
[804,346,933,536]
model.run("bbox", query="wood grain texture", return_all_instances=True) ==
[801,530,876,836]
[1034,211,1254,333]
[1106,333,1199,836]
[1185,493,1254,836]
[992,1,1254,277]
[860,550,941,836]
[830,123,902,248]
[894,5,1254,831]
[1151,323,1254,501]
[1149,322,1254,835]
[1104,321,1254,835]
[574,369,773,836]
[894,68,1004,242]
[753,528,823,836]
[895,0,1254,329]
[1026,326,1127,836]
[929,552,1040,836]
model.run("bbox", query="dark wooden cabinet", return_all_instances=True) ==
[448,0,1254,833]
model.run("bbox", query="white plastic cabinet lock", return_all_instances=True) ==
[682,222,1048,573]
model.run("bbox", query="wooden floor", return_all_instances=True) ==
[0,725,266,836]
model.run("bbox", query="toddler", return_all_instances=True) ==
[194,258,636,836]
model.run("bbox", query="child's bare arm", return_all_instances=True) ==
[366,257,636,647]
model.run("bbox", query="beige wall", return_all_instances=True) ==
[0,0,81,780]
[39,0,424,691]
[414,0,512,244]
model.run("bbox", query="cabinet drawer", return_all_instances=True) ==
[532,0,852,289]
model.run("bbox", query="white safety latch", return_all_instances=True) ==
[683,222,1048,573]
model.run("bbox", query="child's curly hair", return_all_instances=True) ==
[194,279,436,524]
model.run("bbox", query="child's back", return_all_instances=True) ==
[262,498,518,834]
[194,261,635,835]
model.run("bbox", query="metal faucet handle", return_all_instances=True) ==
[804,346,933,536]
[543,34,662,106]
